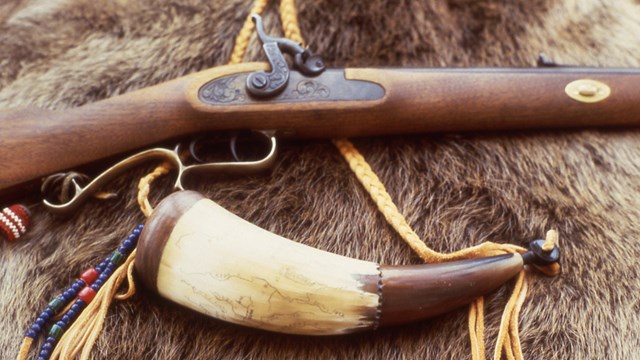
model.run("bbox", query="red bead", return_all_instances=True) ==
[0,204,30,242]
[8,204,30,228]
[0,218,15,241]
[78,287,97,304]
[80,268,99,285]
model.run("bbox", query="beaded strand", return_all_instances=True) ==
[21,225,143,360]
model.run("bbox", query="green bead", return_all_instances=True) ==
[48,298,64,313]
[49,324,63,339]
[110,251,124,266]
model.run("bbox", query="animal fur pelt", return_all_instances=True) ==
[2,0,640,359]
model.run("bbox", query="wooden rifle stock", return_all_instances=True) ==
[1,62,640,191]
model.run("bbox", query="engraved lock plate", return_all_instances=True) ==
[199,70,385,105]
[245,15,326,98]
[565,79,611,103]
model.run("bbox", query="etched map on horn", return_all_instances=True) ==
[155,199,381,335]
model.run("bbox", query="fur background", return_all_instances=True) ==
[2,0,640,359]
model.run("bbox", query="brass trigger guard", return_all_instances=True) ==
[43,131,278,216]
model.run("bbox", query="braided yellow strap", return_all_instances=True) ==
[229,0,270,65]
[280,0,304,45]
[278,3,559,359]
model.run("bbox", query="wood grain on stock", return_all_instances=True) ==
[0,63,261,191]
[1,62,639,190]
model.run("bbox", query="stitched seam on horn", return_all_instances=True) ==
[373,264,383,330]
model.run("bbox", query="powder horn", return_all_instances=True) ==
[136,191,524,335]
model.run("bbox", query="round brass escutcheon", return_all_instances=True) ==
[565,79,611,103]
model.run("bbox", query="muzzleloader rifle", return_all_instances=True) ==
[1,15,639,209]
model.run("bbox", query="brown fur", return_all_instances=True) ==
[2,0,640,359]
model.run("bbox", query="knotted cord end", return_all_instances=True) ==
[522,230,561,277]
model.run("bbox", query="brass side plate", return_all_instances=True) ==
[564,79,611,103]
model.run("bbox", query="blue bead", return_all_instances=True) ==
[62,315,71,324]
[37,356,46,360]
[35,317,46,326]
[42,342,53,351]
[72,282,84,292]
[133,228,142,235]
[67,309,76,318]
[46,336,57,344]
[26,329,37,338]
[63,290,75,301]
[30,324,41,333]
[55,320,65,328]
[43,308,54,318]
[91,282,102,291]
[70,303,81,312]
[39,348,51,357]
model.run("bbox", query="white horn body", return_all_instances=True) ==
[137,191,380,335]
[136,191,523,335]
